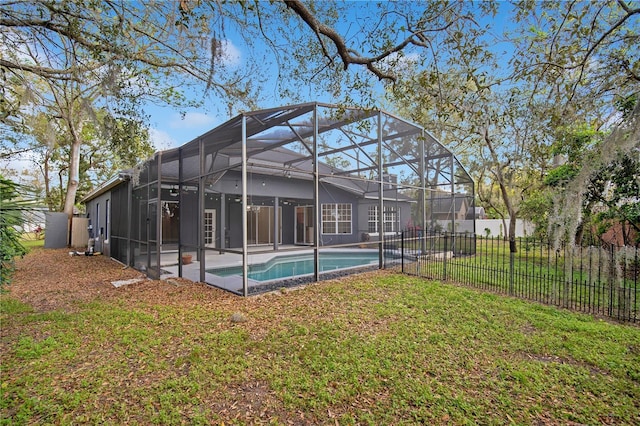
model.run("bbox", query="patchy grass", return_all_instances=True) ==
[1,250,639,424]
[20,233,44,250]
[20,239,44,250]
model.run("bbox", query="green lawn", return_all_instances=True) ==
[1,273,639,424]
[407,236,639,321]
[19,233,45,250]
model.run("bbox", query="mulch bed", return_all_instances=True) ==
[6,248,241,312]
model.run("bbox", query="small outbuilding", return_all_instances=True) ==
[83,103,474,295]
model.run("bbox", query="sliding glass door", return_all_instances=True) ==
[295,206,314,245]
[247,206,282,245]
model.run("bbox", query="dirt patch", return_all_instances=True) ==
[520,322,537,335]
[208,380,318,425]
[6,248,249,312]
[518,351,609,376]
[7,248,145,312]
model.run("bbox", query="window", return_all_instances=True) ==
[367,206,378,233]
[322,203,352,234]
[367,205,400,234]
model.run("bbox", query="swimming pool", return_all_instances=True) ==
[207,251,380,282]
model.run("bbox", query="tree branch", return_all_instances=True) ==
[285,0,401,81]
[0,59,78,80]
[0,146,38,159]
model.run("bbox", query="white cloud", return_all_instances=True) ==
[219,39,241,66]
[380,51,421,73]
[0,157,32,178]
[169,112,216,129]
[149,128,178,150]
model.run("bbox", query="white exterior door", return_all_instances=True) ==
[204,209,216,248]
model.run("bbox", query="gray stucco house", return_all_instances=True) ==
[83,103,474,295]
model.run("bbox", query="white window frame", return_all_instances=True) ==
[367,205,400,235]
[321,203,352,235]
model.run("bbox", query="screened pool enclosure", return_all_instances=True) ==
[89,103,474,295]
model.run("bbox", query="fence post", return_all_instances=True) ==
[401,230,405,274]
[509,251,515,296]
[443,232,448,281]
[609,244,615,318]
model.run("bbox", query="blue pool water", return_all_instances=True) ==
[208,252,380,282]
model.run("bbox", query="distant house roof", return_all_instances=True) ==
[471,207,487,219]
[430,195,468,214]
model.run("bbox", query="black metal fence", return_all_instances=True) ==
[384,231,639,323]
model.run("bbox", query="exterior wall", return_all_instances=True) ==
[281,206,295,244]
[173,188,222,251]
[84,191,112,256]
[227,201,243,248]
[356,199,413,242]
[600,222,638,247]
[225,197,297,248]
[225,182,363,247]
[87,172,419,262]
[217,170,314,199]
[179,189,199,249]
[220,173,414,247]
[318,185,359,246]
[110,182,130,264]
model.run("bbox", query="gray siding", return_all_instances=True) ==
[85,191,111,256]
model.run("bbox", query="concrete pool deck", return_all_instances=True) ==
[158,246,386,294]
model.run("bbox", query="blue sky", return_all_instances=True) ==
[143,1,516,152]
[142,2,385,150]
[144,35,246,150]
[146,107,221,150]
[2,1,515,176]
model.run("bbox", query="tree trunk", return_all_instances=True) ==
[575,220,584,246]
[483,127,518,253]
[58,169,65,211]
[63,136,81,217]
[42,151,53,211]
[500,216,508,240]
[508,214,517,253]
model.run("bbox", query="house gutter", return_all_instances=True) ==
[80,172,132,203]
